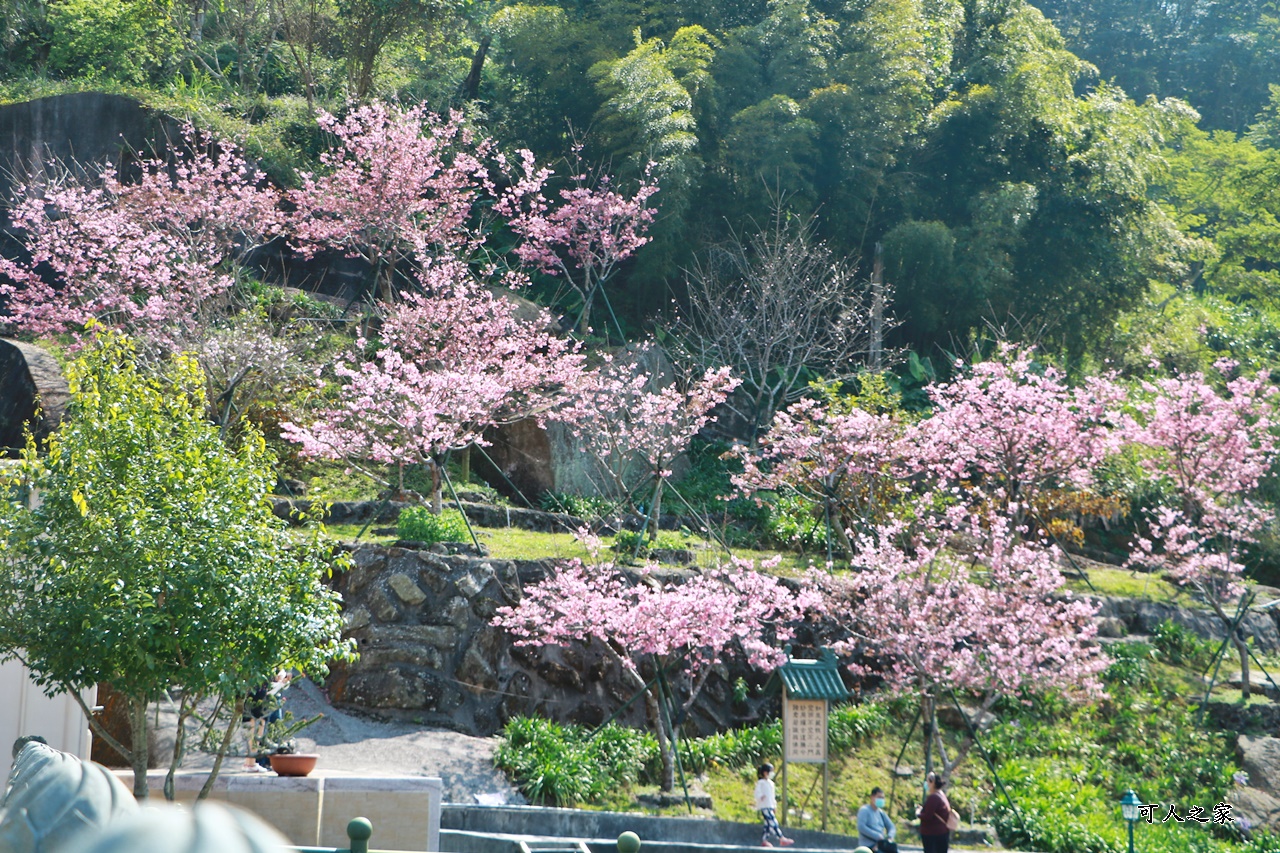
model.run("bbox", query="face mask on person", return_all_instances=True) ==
[875,798,886,809]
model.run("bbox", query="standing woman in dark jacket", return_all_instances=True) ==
[918,772,954,853]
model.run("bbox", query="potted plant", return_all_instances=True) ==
[264,711,323,777]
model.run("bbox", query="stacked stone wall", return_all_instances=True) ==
[324,545,784,736]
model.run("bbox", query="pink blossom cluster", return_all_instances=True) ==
[280,261,585,464]
[496,151,658,329]
[549,347,740,486]
[915,349,1124,517]
[1124,366,1277,592]
[827,518,1107,701]
[735,347,1279,703]
[492,555,820,679]
[290,104,492,270]
[0,131,281,347]
[1,102,658,352]
[733,396,910,542]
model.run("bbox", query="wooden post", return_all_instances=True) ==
[822,698,829,831]
[781,685,789,828]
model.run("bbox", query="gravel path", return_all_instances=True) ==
[164,678,523,805]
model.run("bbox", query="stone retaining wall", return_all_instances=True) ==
[325,545,781,736]
[1089,594,1280,652]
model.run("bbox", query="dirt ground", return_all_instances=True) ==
[158,678,522,804]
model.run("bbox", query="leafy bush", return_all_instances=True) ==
[1152,620,1215,670]
[763,493,824,549]
[397,506,470,544]
[1103,641,1157,689]
[678,722,782,774]
[539,492,616,518]
[827,701,890,752]
[990,757,1264,853]
[494,717,657,806]
[47,0,183,83]
[611,529,692,556]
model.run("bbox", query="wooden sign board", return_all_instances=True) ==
[783,697,827,763]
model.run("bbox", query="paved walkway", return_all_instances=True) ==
[160,678,522,804]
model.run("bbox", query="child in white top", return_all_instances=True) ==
[754,764,795,847]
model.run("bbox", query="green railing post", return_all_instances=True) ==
[347,817,373,853]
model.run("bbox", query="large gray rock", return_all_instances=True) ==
[326,545,780,736]
[0,93,169,208]
[1238,736,1280,798]
[1231,786,1280,835]
[0,338,69,452]
[1090,596,1280,653]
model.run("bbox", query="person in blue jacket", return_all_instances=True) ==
[857,787,898,853]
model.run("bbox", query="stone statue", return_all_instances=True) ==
[1,739,294,853]
[0,739,137,853]
[63,802,292,853]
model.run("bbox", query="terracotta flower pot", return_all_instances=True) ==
[268,753,319,777]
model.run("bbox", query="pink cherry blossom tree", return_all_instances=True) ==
[289,104,658,322]
[497,150,658,337]
[289,103,499,303]
[733,394,912,557]
[0,129,282,351]
[825,514,1107,780]
[493,554,819,790]
[913,347,1125,533]
[281,261,585,511]
[1123,364,1278,697]
[546,344,739,540]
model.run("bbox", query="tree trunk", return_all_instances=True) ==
[1237,633,1251,700]
[921,693,935,788]
[200,696,243,800]
[164,694,196,801]
[431,459,443,515]
[646,687,676,792]
[648,478,664,542]
[129,697,150,799]
[190,0,208,41]
[460,35,490,101]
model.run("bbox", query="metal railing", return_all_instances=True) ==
[518,840,594,853]
[294,817,376,853]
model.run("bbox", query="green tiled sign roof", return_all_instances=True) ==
[774,648,849,701]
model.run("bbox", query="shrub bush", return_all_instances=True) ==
[397,506,470,544]
[678,722,782,774]
[494,717,656,806]
[1102,641,1157,689]
[828,701,891,752]
[539,492,616,519]
[1152,620,1215,670]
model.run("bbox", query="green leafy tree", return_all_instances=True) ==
[1161,123,1280,306]
[336,0,427,97]
[590,28,708,294]
[47,0,184,83]
[0,332,354,800]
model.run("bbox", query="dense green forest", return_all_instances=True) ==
[2,0,1277,370]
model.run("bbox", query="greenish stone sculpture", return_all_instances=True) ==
[0,739,139,853]
[63,801,292,853]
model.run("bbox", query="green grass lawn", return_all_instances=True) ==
[1064,563,1184,601]
[318,519,815,570]
[565,724,992,844]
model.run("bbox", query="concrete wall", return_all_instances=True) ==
[0,658,95,787]
[440,805,861,850]
[113,771,442,850]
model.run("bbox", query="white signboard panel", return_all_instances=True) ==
[783,698,827,763]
